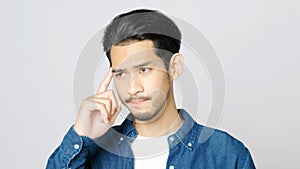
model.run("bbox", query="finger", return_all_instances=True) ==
[95,90,119,115]
[97,67,113,93]
[108,104,122,125]
[84,99,110,124]
[107,91,118,115]
[89,97,112,115]
[96,103,110,124]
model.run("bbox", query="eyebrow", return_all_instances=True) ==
[133,61,153,68]
[112,68,124,73]
[112,61,153,73]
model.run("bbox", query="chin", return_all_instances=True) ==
[132,108,163,123]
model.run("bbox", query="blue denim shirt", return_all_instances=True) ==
[46,109,255,169]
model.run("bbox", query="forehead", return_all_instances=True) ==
[110,40,164,69]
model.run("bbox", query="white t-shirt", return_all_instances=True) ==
[131,134,170,169]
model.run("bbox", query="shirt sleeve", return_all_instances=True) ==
[46,126,95,169]
[242,148,256,169]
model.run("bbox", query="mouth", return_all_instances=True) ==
[129,99,149,106]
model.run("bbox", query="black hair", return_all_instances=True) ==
[102,9,182,69]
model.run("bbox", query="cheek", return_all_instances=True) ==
[144,73,170,93]
[114,79,129,97]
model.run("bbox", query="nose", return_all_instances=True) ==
[127,73,144,95]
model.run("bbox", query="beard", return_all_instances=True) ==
[124,90,169,122]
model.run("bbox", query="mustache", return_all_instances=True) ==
[125,96,151,103]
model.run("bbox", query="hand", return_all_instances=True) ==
[74,67,121,139]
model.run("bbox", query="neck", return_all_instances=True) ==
[132,91,183,137]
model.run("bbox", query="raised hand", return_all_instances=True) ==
[74,68,121,139]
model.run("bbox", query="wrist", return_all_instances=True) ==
[74,120,88,137]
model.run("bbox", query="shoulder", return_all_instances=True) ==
[187,123,255,168]
[195,123,248,153]
[195,123,254,164]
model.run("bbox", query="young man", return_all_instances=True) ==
[47,9,255,169]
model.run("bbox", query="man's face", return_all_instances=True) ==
[110,40,172,122]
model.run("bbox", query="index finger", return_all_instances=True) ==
[97,67,113,93]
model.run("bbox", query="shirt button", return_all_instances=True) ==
[74,144,80,150]
[169,165,175,169]
[169,136,175,142]
[188,142,193,147]
[120,137,124,141]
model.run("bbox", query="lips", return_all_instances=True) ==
[130,99,148,106]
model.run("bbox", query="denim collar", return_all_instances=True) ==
[118,109,198,151]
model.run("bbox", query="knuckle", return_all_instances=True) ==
[107,90,114,95]
[82,99,90,105]
[88,95,95,99]
[106,98,112,104]
[100,98,110,104]
[98,102,105,108]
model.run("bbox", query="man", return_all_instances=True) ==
[47,9,255,169]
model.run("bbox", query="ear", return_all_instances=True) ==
[168,53,184,80]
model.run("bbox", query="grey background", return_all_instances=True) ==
[1,0,299,168]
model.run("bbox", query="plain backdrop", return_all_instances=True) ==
[1,0,300,168]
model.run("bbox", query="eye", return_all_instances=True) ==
[139,67,151,73]
[115,72,125,78]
